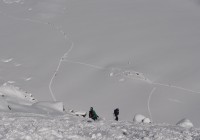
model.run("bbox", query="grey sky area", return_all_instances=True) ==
[0,0,200,127]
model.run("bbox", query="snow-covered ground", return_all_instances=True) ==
[1,112,200,140]
[0,0,200,130]
[0,77,200,139]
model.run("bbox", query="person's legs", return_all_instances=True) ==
[115,115,118,121]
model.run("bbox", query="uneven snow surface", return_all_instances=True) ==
[0,112,200,140]
[1,0,200,127]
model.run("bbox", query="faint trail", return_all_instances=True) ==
[0,10,74,101]
[0,9,104,101]
[25,20,75,102]
[152,82,200,94]
[168,98,182,104]
[49,42,74,101]
[147,87,156,122]
[64,59,105,70]
[147,82,200,121]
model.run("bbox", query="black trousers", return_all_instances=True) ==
[115,116,118,121]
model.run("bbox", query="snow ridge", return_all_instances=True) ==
[0,84,65,113]
[0,83,37,103]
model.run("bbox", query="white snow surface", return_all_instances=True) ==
[143,118,151,124]
[176,118,194,129]
[0,84,37,105]
[0,84,64,114]
[133,114,146,123]
[0,112,200,140]
[0,79,199,139]
[0,0,200,127]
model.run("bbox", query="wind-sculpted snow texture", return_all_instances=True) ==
[0,84,37,104]
[0,112,200,140]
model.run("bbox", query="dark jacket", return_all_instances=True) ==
[114,108,119,116]
[89,109,98,120]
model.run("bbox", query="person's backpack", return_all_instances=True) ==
[114,108,119,116]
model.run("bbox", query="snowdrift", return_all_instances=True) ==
[133,114,151,124]
[0,84,64,114]
[176,118,194,129]
[0,83,37,105]
[32,101,65,113]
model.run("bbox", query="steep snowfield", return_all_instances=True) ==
[0,0,200,127]
[0,112,200,140]
[0,84,64,114]
[0,84,200,139]
[0,84,37,111]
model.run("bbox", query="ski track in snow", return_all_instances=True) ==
[147,87,156,122]
[64,59,105,70]
[152,82,200,94]
[49,42,74,102]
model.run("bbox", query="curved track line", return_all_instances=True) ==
[49,42,74,101]
[152,82,200,94]
[147,87,156,122]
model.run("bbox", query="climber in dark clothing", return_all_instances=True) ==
[89,107,99,121]
[114,108,119,121]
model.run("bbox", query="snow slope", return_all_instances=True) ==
[0,84,199,139]
[0,112,200,140]
[0,76,199,139]
[0,84,64,114]
[0,0,200,127]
